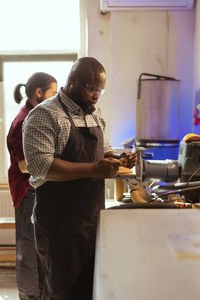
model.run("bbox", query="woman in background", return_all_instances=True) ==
[7,72,58,300]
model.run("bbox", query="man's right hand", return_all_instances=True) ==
[93,158,122,178]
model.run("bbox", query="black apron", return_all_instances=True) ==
[34,97,105,300]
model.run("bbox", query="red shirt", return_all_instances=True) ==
[7,100,34,208]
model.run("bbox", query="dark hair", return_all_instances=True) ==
[13,72,57,104]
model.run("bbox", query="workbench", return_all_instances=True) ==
[93,209,200,300]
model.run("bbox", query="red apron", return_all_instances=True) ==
[34,96,105,300]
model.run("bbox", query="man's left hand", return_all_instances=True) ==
[119,151,137,169]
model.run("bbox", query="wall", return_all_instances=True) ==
[87,0,112,140]
[194,0,200,134]
[0,190,15,244]
[87,0,195,147]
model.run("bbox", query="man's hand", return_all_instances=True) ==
[119,151,137,169]
[93,158,122,178]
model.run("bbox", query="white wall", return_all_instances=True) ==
[87,0,195,147]
[87,0,112,140]
[167,11,194,139]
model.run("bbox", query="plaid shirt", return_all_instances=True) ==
[23,88,113,188]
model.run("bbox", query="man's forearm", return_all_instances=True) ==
[46,157,121,181]
[46,158,96,181]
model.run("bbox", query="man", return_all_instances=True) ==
[23,57,136,300]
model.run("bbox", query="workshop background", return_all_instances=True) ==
[0,0,199,260]
[88,0,196,146]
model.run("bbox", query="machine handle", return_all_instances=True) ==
[137,73,176,99]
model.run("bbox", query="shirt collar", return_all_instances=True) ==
[59,87,83,115]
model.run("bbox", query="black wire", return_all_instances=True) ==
[186,167,200,187]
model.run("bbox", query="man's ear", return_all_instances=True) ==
[35,87,43,98]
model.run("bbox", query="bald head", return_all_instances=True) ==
[64,57,106,91]
[71,56,105,78]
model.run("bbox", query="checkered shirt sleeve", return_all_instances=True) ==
[23,90,113,188]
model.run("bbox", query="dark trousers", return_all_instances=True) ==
[15,187,42,300]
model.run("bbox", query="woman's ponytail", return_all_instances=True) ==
[13,83,26,104]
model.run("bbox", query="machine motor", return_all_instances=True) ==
[135,134,200,203]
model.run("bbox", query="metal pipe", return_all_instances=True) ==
[137,73,176,99]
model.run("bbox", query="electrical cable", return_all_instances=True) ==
[186,166,200,187]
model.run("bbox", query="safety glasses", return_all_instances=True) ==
[77,76,105,96]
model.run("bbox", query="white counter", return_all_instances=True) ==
[93,209,200,300]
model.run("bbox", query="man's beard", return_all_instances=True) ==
[75,98,96,114]
[82,104,95,114]
[69,90,96,114]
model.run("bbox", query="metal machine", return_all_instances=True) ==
[113,73,199,207]
[113,134,200,207]
[133,134,200,203]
